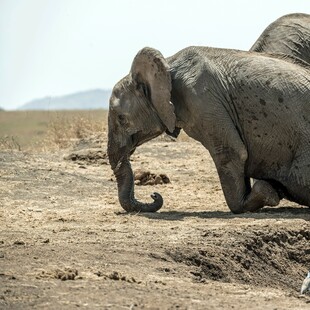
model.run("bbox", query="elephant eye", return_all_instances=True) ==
[118,114,127,125]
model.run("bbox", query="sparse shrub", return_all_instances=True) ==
[0,135,21,151]
[46,113,106,149]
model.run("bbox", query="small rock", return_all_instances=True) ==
[13,241,25,245]
[108,271,121,280]
[56,268,78,281]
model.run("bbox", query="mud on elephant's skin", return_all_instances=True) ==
[107,46,310,214]
[251,13,310,64]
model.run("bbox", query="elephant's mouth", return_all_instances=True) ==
[131,132,140,149]
[109,133,140,170]
[131,130,160,150]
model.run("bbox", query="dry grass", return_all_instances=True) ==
[45,113,107,150]
[0,136,22,151]
[0,109,193,152]
[0,110,108,151]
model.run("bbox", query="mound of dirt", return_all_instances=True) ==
[64,134,108,165]
[167,226,310,291]
[64,148,108,165]
[36,268,79,281]
[134,169,170,185]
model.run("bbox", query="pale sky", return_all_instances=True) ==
[0,0,309,110]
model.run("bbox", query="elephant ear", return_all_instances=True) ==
[130,47,176,133]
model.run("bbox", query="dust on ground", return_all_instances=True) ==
[1,135,310,309]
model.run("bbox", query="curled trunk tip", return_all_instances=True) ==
[120,192,163,213]
[113,159,164,213]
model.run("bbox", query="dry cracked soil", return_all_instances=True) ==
[1,136,310,309]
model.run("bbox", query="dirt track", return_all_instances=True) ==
[1,137,310,309]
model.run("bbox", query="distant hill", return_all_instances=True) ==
[18,89,111,110]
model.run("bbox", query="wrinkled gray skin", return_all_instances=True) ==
[108,46,310,214]
[166,14,310,147]
[250,13,310,63]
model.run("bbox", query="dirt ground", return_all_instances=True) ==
[1,135,310,309]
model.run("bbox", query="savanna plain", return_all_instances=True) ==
[0,110,309,309]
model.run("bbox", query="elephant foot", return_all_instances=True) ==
[244,180,280,212]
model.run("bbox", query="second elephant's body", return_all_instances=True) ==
[251,13,310,64]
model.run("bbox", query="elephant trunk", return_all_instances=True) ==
[108,149,163,213]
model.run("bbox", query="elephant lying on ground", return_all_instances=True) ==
[250,13,310,63]
[108,46,310,214]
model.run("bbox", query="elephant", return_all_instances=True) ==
[250,13,310,64]
[107,46,310,214]
[165,13,310,142]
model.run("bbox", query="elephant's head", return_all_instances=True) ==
[108,47,176,212]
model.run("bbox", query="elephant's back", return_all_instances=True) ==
[233,52,310,95]
[250,13,310,64]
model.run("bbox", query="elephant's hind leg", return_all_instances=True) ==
[205,106,280,214]
[243,180,280,212]
[208,131,280,213]
[215,159,280,213]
